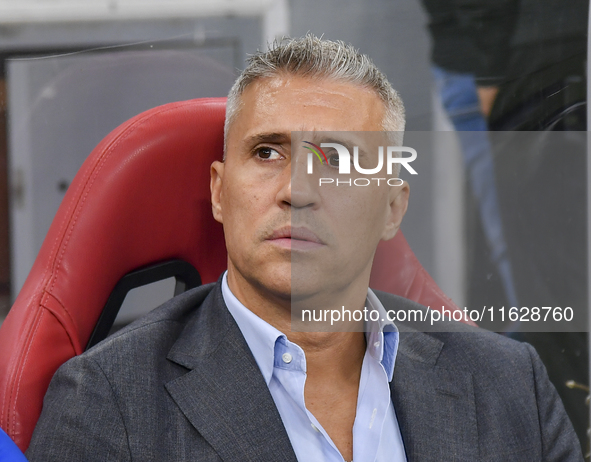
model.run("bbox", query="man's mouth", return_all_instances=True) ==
[267,226,325,250]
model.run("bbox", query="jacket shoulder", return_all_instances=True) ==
[373,289,533,368]
[80,282,217,367]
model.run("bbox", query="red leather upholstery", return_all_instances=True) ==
[0,98,227,451]
[0,97,468,452]
[371,234,468,315]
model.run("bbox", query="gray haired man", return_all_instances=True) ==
[27,36,582,462]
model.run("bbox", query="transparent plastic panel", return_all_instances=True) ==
[290,131,587,334]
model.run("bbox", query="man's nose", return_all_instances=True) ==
[276,153,320,209]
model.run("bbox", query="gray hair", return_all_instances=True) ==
[224,35,405,152]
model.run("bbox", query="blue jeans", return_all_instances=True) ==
[432,66,518,308]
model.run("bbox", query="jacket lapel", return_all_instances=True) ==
[164,284,298,462]
[391,325,478,461]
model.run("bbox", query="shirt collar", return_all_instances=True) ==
[221,272,284,386]
[366,288,399,381]
[222,272,399,384]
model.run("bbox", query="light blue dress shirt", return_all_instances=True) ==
[222,272,407,462]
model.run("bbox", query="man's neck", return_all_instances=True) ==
[225,265,370,375]
[289,330,366,381]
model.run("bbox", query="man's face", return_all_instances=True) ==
[211,74,409,306]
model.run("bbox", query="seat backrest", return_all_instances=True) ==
[370,234,462,311]
[0,97,467,452]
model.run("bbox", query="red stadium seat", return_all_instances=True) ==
[370,234,464,315]
[0,97,469,452]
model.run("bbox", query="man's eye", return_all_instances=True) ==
[256,147,281,160]
[327,153,339,167]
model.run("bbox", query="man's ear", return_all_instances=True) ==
[381,181,409,241]
[210,160,225,224]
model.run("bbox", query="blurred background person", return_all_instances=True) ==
[420,0,519,308]
[421,0,589,454]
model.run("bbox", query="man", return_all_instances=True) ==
[26,36,582,461]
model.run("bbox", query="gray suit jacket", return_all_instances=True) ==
[26,281,583,461]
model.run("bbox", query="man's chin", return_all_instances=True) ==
[289,284,340,305]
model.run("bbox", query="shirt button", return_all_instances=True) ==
[311,423,320,432]
[282,353,293,364]
[374,341,380,348]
